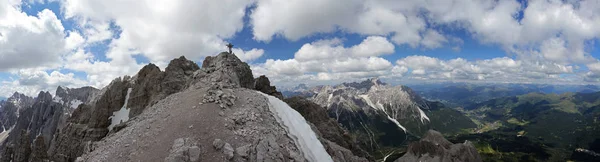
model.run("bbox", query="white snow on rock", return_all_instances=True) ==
[108,88,132,131]
[53,96,63,104]
[418,108,430,123]
[69,99,83,109]
[359,95,408,132]
[0,127,12,145]
[259,92,333,162]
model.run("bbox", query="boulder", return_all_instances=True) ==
[254,75,284,99]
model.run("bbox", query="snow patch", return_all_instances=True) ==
[359,95,407,132]
[0,127,12,145]
[259,92,333,162]
[327,94,333,103]
[417,108,430,123]
[108,88,132,131]
[53,96,63,103]
[359,95,379,110]
[69,99,83,109]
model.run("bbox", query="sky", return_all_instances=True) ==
[1,0,600,97]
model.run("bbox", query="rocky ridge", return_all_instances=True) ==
[1,51,369,162]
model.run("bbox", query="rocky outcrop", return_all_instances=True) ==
[128,63,165,117]
[394,130,481,162]
[165,138,202,162]
[200,52,254,89]
[162,56,200,95]
[254,75,284,99]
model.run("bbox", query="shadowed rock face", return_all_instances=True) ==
[284,97,372,161]
[254,75,284,99]
[30,136,48,162]
[163,56,200,95]
[395,130,481,162]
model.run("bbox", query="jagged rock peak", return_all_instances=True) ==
[7,92,32,103]
[341,78,387,90]
[165,56,200,75]
[36,91,53,102]
[138,63,161,75]
[199,52,254,89]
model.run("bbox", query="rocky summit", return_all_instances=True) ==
[394,130,481,162]
[0,52,378,162]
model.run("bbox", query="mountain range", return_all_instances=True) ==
[408,82,600,108]
[2,50,599,162]
[284,80,600,162]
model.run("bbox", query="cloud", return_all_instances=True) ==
[0,69,87,97]
[0,1,66,71]
[252,36,395,85]
[395,55,574,82]
[294,36,394,62]
[62,0,257,63]
[233,48,264,62]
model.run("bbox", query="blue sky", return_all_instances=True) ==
[1,0,600,97]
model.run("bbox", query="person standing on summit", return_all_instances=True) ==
[226,43,234,54]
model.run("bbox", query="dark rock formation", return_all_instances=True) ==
[284,96,371,160]
[0,143,13,162]
[394,130,481,162]
[254,75,283,99]
[13,130,31,162]
[128,63,165,117]
[30,136,48,162]
[163,56,200,95]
